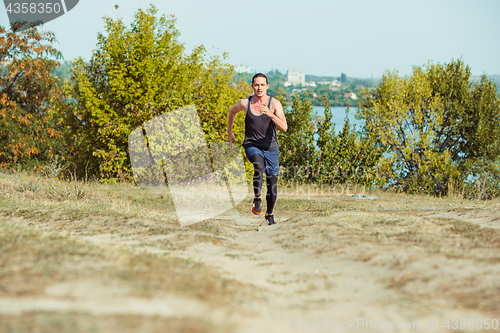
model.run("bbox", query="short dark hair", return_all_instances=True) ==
[252,73,268,85]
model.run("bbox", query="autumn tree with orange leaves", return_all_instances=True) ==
[0,21,64,169]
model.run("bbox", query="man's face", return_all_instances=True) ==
[252,77,269,97]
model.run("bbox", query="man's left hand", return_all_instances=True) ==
[261,105,273,118]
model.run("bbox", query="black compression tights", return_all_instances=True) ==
[248,153,278,215]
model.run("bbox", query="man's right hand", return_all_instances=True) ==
[227,98,246,147]
[228,132,236,147]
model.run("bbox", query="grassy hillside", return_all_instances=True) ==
[1,170,500,332]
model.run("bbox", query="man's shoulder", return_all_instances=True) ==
[234,97,250,112]
[270,97,283,108]
[239,97,250,107]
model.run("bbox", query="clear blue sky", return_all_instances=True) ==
[1,0,499,78]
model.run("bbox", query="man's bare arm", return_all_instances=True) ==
[227,99,247,143]
[262,99,287,132]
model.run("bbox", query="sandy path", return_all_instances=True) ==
[2,206,499,333]
[170,213,493,332]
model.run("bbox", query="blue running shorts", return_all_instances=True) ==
[244,145,280,176]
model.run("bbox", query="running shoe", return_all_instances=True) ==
[252,198,262,215]
[265,214,276,225]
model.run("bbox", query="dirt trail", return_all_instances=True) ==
[2,197,500,333]
[170,212,495,333]
[4,209,500,332]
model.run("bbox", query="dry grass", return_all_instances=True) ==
[0,171,178,222]
[0,221,241,301]
[0,171,249,332]
[0,313,229,333]
[1,170,500,331]
[271,191,500,312]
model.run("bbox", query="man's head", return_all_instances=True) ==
[252,73,269,98]
[252,73,268,85]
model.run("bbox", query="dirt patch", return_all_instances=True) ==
[425,209,500,229]
[1,172,500,332]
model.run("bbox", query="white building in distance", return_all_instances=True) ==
[234,64,254,73]
[287,70,305,86]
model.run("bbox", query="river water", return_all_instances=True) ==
[311,106,365,133]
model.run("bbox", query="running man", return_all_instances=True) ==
[227,73,287,225]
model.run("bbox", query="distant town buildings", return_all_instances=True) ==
[312,79,341,91]
[233,65,357,95]
[234,64,254,74]
[287,70,305,86]
[343,93,357,100]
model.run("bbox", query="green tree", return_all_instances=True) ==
[358,59,500,196]
[316,94,381,187]
[333,108,382,187]
[315,94,334,182]
[60,6,248,181]
[359,67,456,194]
[278,93,316,182]
[427,60,500,182]
[429,60,500,198]
[0,21,64,169]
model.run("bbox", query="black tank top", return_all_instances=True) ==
[242,96,279,150]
